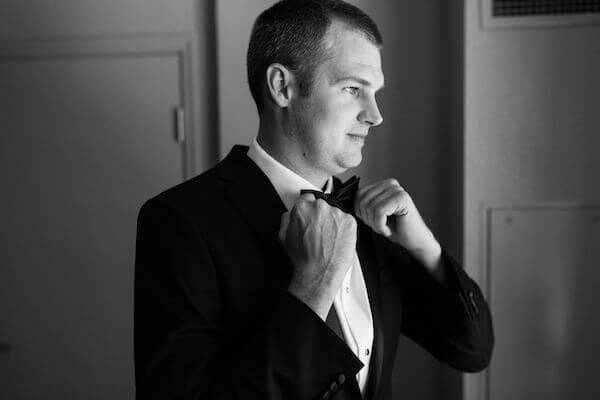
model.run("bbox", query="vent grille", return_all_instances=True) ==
[482,0,600,28]
[494,0,600,17]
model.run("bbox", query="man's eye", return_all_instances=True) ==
[343,87,359,96]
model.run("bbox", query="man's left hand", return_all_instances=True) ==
[354,179,441,261]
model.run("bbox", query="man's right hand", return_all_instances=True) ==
[278,193,357,320]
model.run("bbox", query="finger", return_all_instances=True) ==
[315,197,329,210]
[365,185,403,213]
[361,186,398,229]
[356,179,402,219]
[374,212,392,237]
[371,192,398,236]
[356,181,389,205]
[357,183,387,221]
[371,189,408,236]
[278,211,291,243]
[291,193,316,219]
[356,178,402,199]
[298,192,316,203]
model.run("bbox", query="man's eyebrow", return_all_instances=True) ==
[333,75,385,91]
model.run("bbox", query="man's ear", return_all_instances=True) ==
[265,63,295,108]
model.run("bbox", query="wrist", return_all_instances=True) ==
[409,237,444,281]
[288,283,331,321]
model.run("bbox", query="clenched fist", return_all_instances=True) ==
[279,193,357,320]
[354,179,444,279]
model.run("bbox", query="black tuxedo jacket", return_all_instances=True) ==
[134,145,493,400]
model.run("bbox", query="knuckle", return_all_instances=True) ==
[296,196,309,206]
[398,190,411,201]
[348,217,358,231]
[392,185,403,194]
[294,201,307,212]
[293,202,310,215]
[302,192,316,200]
[296,196,308,205]
[316,198,327,208]
[345,213,357,225]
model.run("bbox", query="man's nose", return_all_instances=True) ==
[358,97,383,127]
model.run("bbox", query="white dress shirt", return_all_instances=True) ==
[247,137,374,395]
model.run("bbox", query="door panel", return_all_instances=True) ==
[0,52,183,399]
[488,206,600,400]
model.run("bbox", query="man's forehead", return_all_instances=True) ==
[323,21,382,67]
[321,21,384,84]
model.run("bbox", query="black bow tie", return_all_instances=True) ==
[300,176,360,214]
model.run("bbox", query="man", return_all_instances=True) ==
[134,1,493,399]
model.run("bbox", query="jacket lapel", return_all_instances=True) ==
[357,223,385,400]
[217,145,288,254]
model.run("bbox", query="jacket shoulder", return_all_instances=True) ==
[139,160,230,224]
[146,145,250,212]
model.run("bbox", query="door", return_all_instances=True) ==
[0,40,188,399]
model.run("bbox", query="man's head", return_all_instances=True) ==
[247,0,385,182]
[247,0,382,114]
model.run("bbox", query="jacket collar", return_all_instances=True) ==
[217,145,287,249]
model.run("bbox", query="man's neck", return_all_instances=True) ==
[256,131,330,190]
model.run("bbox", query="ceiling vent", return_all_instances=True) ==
[481,0,600,28]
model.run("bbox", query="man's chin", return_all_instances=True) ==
[335,153,363,173]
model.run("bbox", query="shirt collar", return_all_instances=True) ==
[247,136,333,211]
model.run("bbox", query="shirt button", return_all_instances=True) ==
[345,287,350,293]
[337,373,346,385]
[365,348,370,356]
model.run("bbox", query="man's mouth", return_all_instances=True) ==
[347,133,367,141]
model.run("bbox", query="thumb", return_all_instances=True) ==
[375,213,392,237]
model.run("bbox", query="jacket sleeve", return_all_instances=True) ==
[373,235,494,372]
[134,198,363,400]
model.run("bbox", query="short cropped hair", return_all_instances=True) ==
[247,0,382,114]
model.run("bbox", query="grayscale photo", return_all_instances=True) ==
[1,1,599,399]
